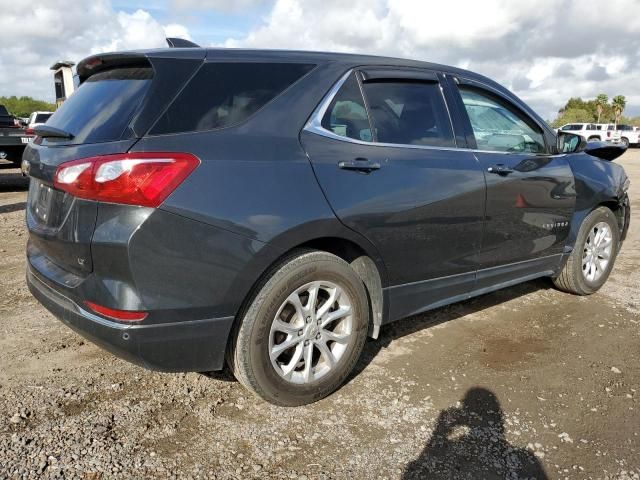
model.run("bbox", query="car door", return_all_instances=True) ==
[447,77,576,288]
[300,68,486,321]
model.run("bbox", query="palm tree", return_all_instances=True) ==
[612,95,627,126]
[595,94,608,123]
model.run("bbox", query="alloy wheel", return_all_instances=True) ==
[582,221,613,282]
[268,281,354,384]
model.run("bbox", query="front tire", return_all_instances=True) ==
[553,207,619,295]
[228,250,369,406]
[621,137,630,148]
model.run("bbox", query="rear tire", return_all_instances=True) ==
[587,136,600,142]
[228,250,369,406]
[553,207,619,295]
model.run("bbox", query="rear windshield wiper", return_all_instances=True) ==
[33,125,74,139]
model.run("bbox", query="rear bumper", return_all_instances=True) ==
[27,266,234,372]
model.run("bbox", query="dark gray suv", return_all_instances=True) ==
[25,47,630,406]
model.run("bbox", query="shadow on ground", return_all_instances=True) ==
[402,387,549,479]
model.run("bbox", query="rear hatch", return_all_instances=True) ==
[25,51,204,280]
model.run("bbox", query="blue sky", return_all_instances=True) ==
[111,0,272,44]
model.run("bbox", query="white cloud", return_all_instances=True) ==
[2,0,639,120]
[171,0,268,13]
[164,23,193,40]
[223,0,640,119]
[0,1,190,102]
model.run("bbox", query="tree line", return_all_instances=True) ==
[0,96,56,118]
[2,93,637,131]
[551,94,638,128]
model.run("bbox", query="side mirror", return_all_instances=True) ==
[583,141,627,162]
[557,132,585,153]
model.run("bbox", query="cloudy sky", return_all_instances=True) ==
[1,0,639,120]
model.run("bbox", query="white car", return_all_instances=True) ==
[558,123,602,142]
[26,111,54,135]
[597,124,623,144]
[618,125,639,147]
[558,123,622,143]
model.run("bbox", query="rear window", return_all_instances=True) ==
[34,113,52,123]
[150,62,315,135]
[45,67,152,144]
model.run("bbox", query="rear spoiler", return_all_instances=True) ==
[76,42,204,83]
[76,52,151,82]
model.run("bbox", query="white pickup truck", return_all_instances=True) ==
[558,123,622,143]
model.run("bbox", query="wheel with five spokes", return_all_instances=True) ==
[553,207,620,295]
[228,250,369,406]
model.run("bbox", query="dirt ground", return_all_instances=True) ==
[0,151,638,480]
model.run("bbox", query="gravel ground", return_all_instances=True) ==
[0,151,639,479]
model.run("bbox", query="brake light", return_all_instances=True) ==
[25,128,34,135]
[607,131,611,137]
[53,152,199,207]
[84,301,148,322]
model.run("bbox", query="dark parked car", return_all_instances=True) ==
[0,104,31,164]
[24,47,630,406]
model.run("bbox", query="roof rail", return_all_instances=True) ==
[166,38,200,48]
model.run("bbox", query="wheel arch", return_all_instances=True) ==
[297,237,386,338]
[225,229,389,367]
[599,197,630,242]
[566,196,629,255]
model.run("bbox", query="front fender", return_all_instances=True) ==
[565,152,629,250]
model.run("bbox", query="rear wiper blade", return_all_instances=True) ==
[33,125,74,139]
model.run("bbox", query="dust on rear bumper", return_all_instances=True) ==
[27,266,234,372]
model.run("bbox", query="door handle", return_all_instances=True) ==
[487,164,514,175]
[338,158,381,173]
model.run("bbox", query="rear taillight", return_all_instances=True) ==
[84,301,147,322]
[25,128,34,135]
[607,132,611,137]
[53,152,199,207]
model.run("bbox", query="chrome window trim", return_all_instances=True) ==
[303,68,551,157]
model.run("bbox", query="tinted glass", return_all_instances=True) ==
[460,88,545,153]
[362,81,454,147]
[152,62,314,135]
[321,73,372,141]
[46,67,152,144]
[35,113,52,123]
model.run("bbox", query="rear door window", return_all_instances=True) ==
[151,62,315,135]
[321,72,373,141]
[361,81,455,147]
[45,67,152,144]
